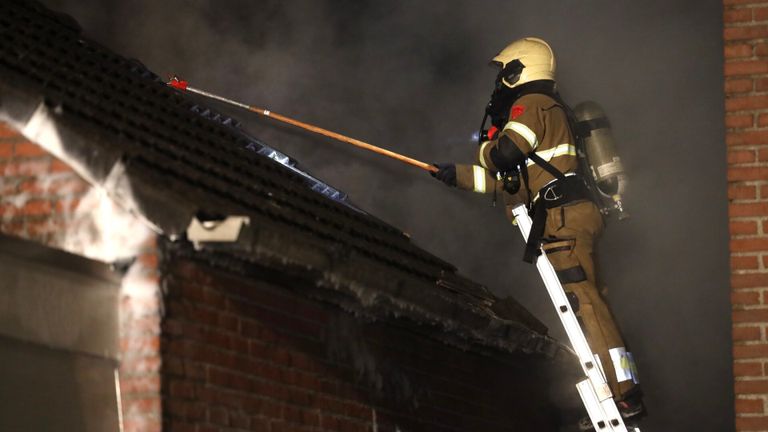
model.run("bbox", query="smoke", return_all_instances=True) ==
[36,0,729,430]
[59,187,152,263]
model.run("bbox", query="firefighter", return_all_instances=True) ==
[432,37,643,421]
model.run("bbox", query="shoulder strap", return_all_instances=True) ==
[527,152,566,181]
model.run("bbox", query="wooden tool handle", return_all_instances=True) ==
[249,107,438,173]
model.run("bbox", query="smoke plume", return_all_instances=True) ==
[37,1,729,429]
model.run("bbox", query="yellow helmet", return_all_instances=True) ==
[491,37,556,89]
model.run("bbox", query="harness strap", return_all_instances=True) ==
[523,175,592,263]
[556,266,588,284]
[504,83,601,263]
[527,152,566,181]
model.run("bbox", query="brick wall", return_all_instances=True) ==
[0,121,162,432]
[162,256,559,432]
[0,118,562,431]
[725,2,768,431]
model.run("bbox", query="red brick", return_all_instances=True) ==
[138,251,159,269]
[19,199,52,216]
[727,43,756,60]
[733,255,762,269]
[758,42,768,58]
[234,302,323,340]
[727,78,755,94]
[125,315,161,335]
[120,374,160,395]
[122,397,161,417]
[727,94,768,112]
[738,366,768,383]
[0,142,13,159]
[122,417,161,432]
[253,399,283,418]
[165,399,206,421]
[19,175,88,195]
[725,26,768,42]
[120,355,161,374]
[757,7,768,22]
[733,309,768,324]
[120,335,160,356]
[762,184,768,198]
[727,130,768,146]
[728,113,755,128]
[732,220,760,235]
[734,324,763,340]
[732,239,768,254]
[726,9,754,24]
[737,397,765,414]
[730,149,757,164]
[0,178,18,195]
[0,159,50,176]
[208,406,228,425]
[758,77,768,92]
[0,122,20,138]
[50,159,73,173]
[181,360,207,381]
[731,202,768,217]
[735,361,765,377]
[759,148,768,161]
[728,166,768,181]
[733,272,768,290]
[180,264,328,325]
[169,380,195,399]
[0,220,25,236]
[164,422,195,432]
[729,184,758,200]
[725,59,768,76]
[168,300,218,325]
[253,377,288,400]
[335,417,369,432]
[53,197,81,214]
[300,410,320,427]
[14,142,47,157]
[23,220,61,243]
[736,416,768,430]
[229,411,250,429]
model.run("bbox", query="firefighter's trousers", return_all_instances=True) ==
[540,200,636,399]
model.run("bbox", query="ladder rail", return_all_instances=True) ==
[511,204,635,432]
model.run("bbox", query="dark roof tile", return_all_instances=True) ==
[0,0,560,356]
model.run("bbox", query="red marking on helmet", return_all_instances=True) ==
[487,126,499,140]
[511,105,526,119]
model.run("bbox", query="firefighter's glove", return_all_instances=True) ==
[431,163,457,187]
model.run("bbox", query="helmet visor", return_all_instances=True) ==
[493,59,524,88]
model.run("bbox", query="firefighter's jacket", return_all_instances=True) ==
[455,93,638,398]
[456,93,578,216]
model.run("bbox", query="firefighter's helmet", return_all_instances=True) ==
[491,37,555,89]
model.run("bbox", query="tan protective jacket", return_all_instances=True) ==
[456,93,578,214]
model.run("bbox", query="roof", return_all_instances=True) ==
[0,0,566,358]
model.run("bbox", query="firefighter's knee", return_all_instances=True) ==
[543,240,588,285]
[566,283,594,307]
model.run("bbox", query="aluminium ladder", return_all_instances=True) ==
[511,204,639,432]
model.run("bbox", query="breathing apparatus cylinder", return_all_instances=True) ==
[573,101,629,220]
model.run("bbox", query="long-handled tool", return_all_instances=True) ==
[168,76,438,173]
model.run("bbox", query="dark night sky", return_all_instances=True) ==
[39,0,731,430]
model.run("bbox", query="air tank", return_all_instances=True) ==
[573,101,629,219]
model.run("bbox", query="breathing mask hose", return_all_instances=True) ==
[478,112,490,146]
